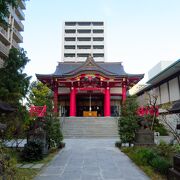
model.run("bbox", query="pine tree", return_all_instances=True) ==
[0,48,31,142]
[119,96,139,146]
[0,48,31,105]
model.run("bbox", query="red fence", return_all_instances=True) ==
[137,106,159,117]
[29,105,47,117]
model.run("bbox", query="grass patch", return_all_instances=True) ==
[3,148,60,180]
[121,147,167,180]
[16,169,39,180]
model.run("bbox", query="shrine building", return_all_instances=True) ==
[36,55,144,117]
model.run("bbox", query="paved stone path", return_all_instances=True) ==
[35,139,149,180]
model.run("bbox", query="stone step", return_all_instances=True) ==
[62,117,119,138]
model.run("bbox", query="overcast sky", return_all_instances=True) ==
[23,0,180,82]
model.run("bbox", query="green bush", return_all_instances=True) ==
[135,148,158,165]
[174,144,180,153]
[154,124,168,136]
[150,156,171,175]
[45,116,63,148]
[115,141,122,148]
[21,141,43,162]
[155,141,175,158]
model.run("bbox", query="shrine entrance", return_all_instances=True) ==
[76,93,104,117]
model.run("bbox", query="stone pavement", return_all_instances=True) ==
[35,139,149,180]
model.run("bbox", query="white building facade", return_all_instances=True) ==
[137,60,180,131]
[0,0,26,68]
[62,21,105,62]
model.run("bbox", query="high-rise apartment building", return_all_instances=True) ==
[62,21,105,62]
[0,0,26,68]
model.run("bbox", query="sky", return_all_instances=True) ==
[23,0,180,83]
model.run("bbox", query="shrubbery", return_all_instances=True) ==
[21,141,43,162]
[150,156,170,175]
[122,143,174,176]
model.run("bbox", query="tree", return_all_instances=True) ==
[0,48,31,105]
[28,81,53,112]
[28,81,63,148]
[145,92,158,130]
[119,96,139,146]
[0,48,31,143]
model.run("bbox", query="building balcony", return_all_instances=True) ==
[77,26,92,30]
[92,26,104,29]
[64,33,76,37]
[92,33,104,37]
[12,39,20,49]
[15,7,25,20]
[92,49,104,53]
[65,26,77,29]
[76,33,92,37]
[0,57,4,68]
[13,12,24,31]
[63,57,76,62]
[76,41,92,45]
[19,0,26,10]
[13,28,23,43]
[64,49,76,54]
[64,41,76,45]
[0,41,9,57]
[0,27,10,45]
[76,49,92,54]
[92,41,104,45]
[94,57,104,62]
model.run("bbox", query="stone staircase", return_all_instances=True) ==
[61,117,119,138]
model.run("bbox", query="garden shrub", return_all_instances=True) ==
[155,141,175,159]
[45,116,63,148]
[115,141,122,148]
[135,148,158,165]
[21,141,43,162]
[154,124,168,136]
[174,144,180,153]
[150,156,171,175]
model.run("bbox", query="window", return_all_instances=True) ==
[92,22,104,26]
[77,45,91,49]
[78,22,91,26]
[93,45,104,49]
[77,29,91,33]
[77,53,89,57]
[65,29,76,33]
[64,46,75,49]
[93,53,104,57]
[93,29,104,33]
[65,22,76,26]
[65,37,76,41]
[77,37,91,41]
[64,53,75,57]
[93,37,104,41]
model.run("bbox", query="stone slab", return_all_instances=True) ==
[21,163,34,168]
[35,139,150,180]
[31,164,44,169]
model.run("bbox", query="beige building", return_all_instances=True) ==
[0,0,26,68]
[136,60,180,131]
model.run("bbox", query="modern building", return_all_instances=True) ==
[62,21,105,62]
[0,0,26,68]
[136,59,180,130]
[148,61,174,80]
[36,55,144,117]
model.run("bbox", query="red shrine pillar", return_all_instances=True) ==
[53,83,58,113]
[104,87,111,117]
[70,87,76,117]
[122,83,127,103]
